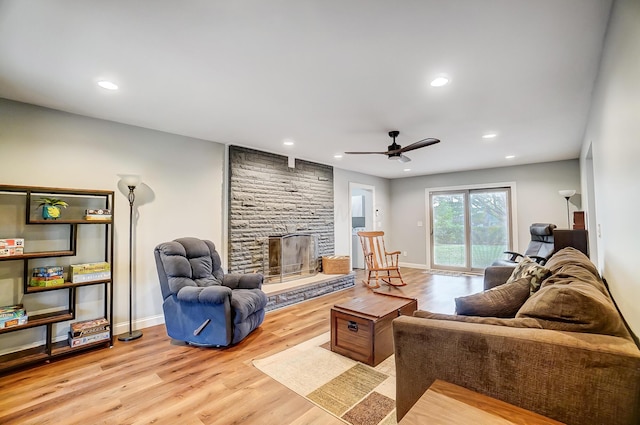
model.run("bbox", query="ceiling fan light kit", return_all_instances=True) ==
[344,130,440,163]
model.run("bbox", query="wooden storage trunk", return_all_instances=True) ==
[330,292,417,366]
[322,255,350,274]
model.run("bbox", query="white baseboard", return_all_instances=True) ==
[399,262,428,269]
[113,314,165,336]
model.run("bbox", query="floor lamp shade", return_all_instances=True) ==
[118,174,143,342]
[558,189,576,229]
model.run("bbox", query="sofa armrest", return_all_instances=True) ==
[483,266,514,290]
[392,315,640,425]
[223,273,264,290]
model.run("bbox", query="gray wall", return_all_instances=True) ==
[580,0,640,334]
[228,146,334,273]
[389,160,580,267]
[0,98,226,350]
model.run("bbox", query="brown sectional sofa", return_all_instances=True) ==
[393,248,640,425]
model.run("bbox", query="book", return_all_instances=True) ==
[70,271,110,283]
[32,266,64,278]
[0,305,26,320]
[70,262,110,274]
[85,209,111,216]
[70,317,109,338]
[84,215,112,221]
[29,277,65,287]
[68,329,110,347]
[0,315,28,329]
[0,303,23,314]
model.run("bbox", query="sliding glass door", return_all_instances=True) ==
[430,188,511,271]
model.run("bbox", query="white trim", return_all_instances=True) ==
[222,143,230,270]
[348,182,376,270]
[399,262,428,269]
[424,181,518,269]
[113,314,165,336]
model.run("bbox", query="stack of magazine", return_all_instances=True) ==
[68,317,110,347]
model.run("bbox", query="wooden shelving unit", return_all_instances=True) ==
[0,184,115,374]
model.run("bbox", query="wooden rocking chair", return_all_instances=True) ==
[357,231,406,288]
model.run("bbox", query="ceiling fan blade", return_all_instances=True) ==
[397,138,441,153]
[344,151,387,155]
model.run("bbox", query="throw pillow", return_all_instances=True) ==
[507,257,551,294]
[455,277,531,318]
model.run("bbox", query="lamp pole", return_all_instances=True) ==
[564,196,571,229]
[118,178,143,342]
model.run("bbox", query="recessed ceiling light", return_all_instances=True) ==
[97,80,118,90]
[505,155,515,159]
[283,139,295,146]
[403,168,411,172]
[430,77,449,87]
[334,154,343,159]
[482,133,497,139]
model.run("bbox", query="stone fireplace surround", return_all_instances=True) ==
[228,146,354,308]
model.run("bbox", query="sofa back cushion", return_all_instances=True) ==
[516,280,631,339]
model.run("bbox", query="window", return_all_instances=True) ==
[430,187,511,271]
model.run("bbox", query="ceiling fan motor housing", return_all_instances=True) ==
[387,130,401,157]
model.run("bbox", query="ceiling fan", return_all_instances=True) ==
[344,131,440,163]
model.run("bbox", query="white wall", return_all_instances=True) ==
[389,160,580,267]
[333,168,391,259]
[580,0,640,334]
[0,99,226,342]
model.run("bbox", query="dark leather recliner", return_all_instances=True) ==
[492,223,556,266]
[154,237,267,346]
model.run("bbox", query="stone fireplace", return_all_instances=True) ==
[228,146,354,309]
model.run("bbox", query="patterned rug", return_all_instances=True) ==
[253,332,397,425]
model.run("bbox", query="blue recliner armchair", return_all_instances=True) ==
[154,237,268,346]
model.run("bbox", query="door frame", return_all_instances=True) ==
[349,182,376,270]
[424,182,518,270]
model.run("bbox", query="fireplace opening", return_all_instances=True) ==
[264,233,318,283]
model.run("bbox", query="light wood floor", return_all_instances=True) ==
[0,268,482,425]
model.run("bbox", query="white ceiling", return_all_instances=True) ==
[0,0,612,178]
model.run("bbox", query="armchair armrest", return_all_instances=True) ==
[392,315,640,425]
[223,273,264,290]
[529,255,547,265]
[483,265,514,290]
[503,250,523,261]
[177,285,232,304]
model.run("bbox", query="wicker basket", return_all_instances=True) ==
[322,255,350,274]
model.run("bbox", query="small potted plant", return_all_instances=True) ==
[37,197,69,220]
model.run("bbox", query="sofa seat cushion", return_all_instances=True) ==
[506,257,551,294]
[516,281,631,339]
[455,277,531,318]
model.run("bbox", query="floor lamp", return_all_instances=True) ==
[118,174,143,341]
[558,189,576,229]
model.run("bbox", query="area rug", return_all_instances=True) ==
[253,332,397,425]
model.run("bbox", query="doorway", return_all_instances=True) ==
[349,183,375,269]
